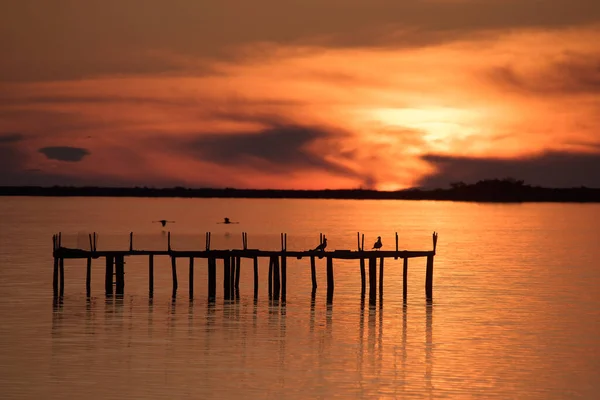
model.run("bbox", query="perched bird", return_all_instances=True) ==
[313,236,327,251]
[372,236,382,250]
[153,219,175,227]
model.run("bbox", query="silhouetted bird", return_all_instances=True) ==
[313,236,327,251]
[372,236,382,250]
[219,217,239,224]
[153,219,174,227]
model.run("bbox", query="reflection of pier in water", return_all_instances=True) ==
[51,231,438,305]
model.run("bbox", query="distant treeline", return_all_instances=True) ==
[1,178,600,202]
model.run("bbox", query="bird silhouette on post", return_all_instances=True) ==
[372,236,382,251]
[153,220,175,227]
[313,236,327,251]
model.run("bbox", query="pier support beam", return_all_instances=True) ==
[326,257,334,304]
[224,257,231,300]
[53,257,59,297]
[360,258,366,297]
[149,255,154,298]
[368,258,376,305]
[281,255,287,302]
[310,256,317,293]
[115,255,125,296]
[273,256,281,301]
[189,257,194,300]
[59,258,65,298]
[425,255,434,300]
[208,257,216,302]
[86,257,91,298]
[403,258,408,301]
[171,256,178,298]
[253,257,259,299]
[105,256,113,296]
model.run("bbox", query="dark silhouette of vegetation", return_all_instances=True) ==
[1,178,599,202]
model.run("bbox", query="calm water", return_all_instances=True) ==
[1,197,600,399]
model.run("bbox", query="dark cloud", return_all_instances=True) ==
[0,133,24,144]
[39,146,91,162]
[2,0,599,81]
[418,151,600,188]
[489,53,600,95]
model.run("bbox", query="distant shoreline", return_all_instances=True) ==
[1,184,600,203]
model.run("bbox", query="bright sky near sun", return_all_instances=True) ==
[1,1,600,189]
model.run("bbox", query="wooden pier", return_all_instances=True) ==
[52,231,438,304]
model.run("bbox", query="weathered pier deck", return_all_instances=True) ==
[52,231,438,304]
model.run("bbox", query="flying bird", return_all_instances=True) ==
[372,236,382,251]
[313,236,327,251]
[218,217,239,224]
[153,219,175,227]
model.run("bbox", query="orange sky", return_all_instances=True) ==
[1,1,600,189]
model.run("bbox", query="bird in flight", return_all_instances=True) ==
[218,217,239,224]
[153,219,175,227]
[372,236,382,250]
[313,236,327,251]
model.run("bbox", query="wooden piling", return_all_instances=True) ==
[149,254,154,297]
[59,258,65,298]
[208,257,216,301]
[171,256,178,298]
[115,255,125,296]
[253,257,259,299]
[189,257,194,300]
[86,257,91,298]
[105,256,113,296]
[395,232,399,259]
[403,257,408,301]
[310,256,317,291]
[224,256,231,300]
[129,232,133,251]
[369,257,376,304]
[425,255,434,300]
[360,258,366,296]
[281,255,287,302]
[268,257,273,298]
[379,257,384,297]
[273,256,281,300]
[326,256,334,301]
[53,257,59,297]
[235,256,241,290]
[230,256,236,296]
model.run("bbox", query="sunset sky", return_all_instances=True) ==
[1,1,599,190]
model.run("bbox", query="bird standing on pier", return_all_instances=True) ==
[153,219,175,227]
[372,236,382,250]
[313,236,327,251]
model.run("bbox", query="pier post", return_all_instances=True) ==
[208,257,216,301]
[360,258,366,296]
[310,256,317,292]
[403,257,408,301]
[268,257,273,298]
[326,256,334,303]
[149,255,154,298]
[224,257,231,300]
[53,257,59,297]
[230,256,236,297]
[273,256,281,301]
[189,257,194,300]
[86,257,92,298]
[235,256,241,291]
[171,256,178,298]
[59,258,65,298]
[253,257,259,299]
[369,257,376,305]
[115,255,125,296]
[379,257,384,298]
[105,256,113,296]
[425,255,434,300]
[281,255,287,302]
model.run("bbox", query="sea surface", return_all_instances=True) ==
[1,197,599,399]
